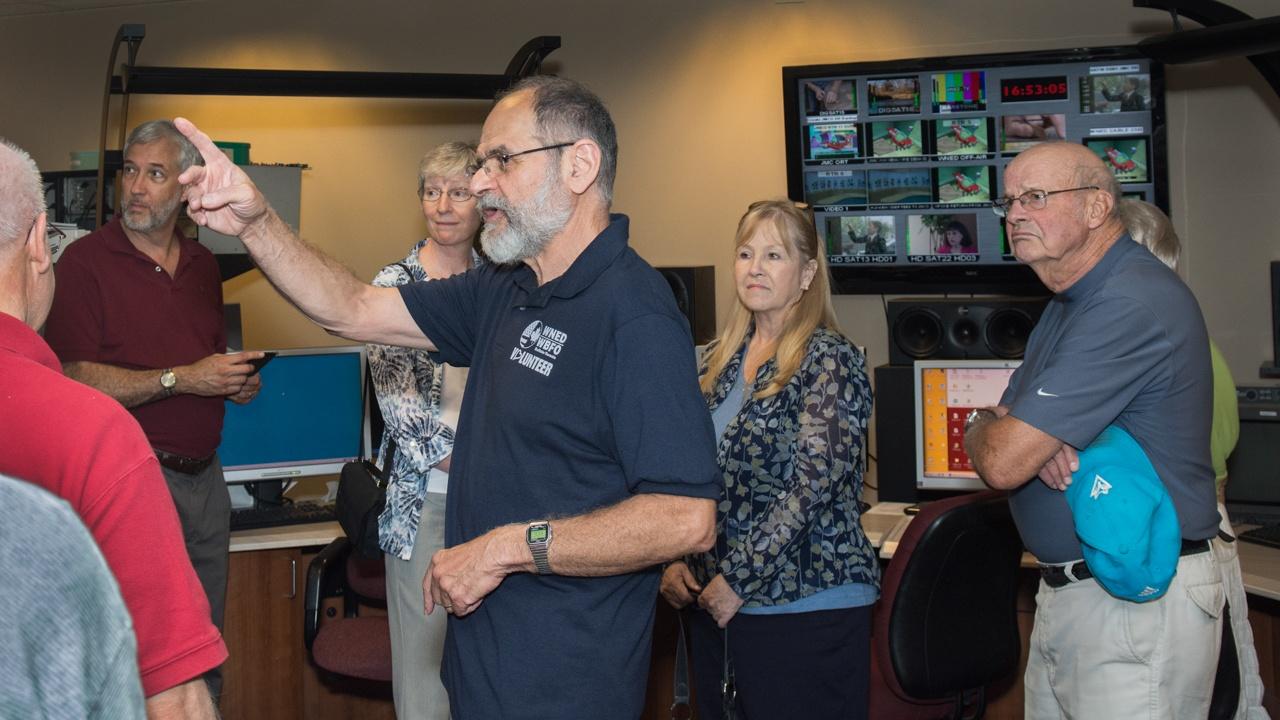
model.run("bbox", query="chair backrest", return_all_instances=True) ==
[873,490,1023,701]
[345,551,387,602]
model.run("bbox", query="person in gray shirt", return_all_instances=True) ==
[0,473,146,719]
[964,142,1221,719]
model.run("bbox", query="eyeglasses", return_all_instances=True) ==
[991,186,1099,218]
[422,187,475,203]
[466,142,575,177]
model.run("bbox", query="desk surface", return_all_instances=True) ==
[230,521,342,553]
[228,504,1280,601]
[862,503,1280,601]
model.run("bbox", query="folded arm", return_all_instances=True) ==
[964,406,1070,490]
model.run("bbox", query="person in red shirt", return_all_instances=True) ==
[0,137,226,717]
[43,120,266,697]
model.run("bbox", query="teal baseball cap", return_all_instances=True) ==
[1065,424,1182,603]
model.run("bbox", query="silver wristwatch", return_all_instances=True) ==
[964,407,995,433]
[159,368,177,397]
[526,521,553,575]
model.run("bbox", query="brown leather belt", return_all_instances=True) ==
[1040,538,1211,589]
[155,449,215,475]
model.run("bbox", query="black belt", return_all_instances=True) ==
[1040,538,1211,589]
[155,449,215,475]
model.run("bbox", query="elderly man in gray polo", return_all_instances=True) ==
[963,141,1222,719]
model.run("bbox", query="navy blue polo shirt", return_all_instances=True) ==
[399,214,721,720]
[1000,237,1217,563]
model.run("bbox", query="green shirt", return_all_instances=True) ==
[1210,340,1239,497]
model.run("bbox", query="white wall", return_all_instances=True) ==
[3,0,1276,421]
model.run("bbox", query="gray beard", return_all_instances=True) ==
[478,173,572,265]
[121,194,182,234]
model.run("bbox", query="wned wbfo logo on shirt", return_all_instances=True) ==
[510,320,568,377]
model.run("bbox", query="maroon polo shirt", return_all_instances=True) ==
[44,219,226,458]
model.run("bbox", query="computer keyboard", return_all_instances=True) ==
[229,500,337,531]
[1238,524,1280,550]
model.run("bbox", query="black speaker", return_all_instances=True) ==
[657,266,716,345]
[873,364,919,502]
[886,297,1048,366]
[1267,261,1280,377]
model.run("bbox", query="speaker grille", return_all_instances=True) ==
[893,308,943,360]
[985,308,1035,359]
[886,297,1048,364]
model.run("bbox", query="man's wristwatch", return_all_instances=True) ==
[964,407,996,433]
[159,368,177,397]
[526,521,553,575]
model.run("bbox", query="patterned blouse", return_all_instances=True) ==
[689,326,881,607]
[371,239,483,560]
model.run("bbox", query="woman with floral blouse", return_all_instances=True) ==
[367,142,484,720]
[661,200,879,719]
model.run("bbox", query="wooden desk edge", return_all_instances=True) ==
[230,521,343,553]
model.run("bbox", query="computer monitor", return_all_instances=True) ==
[1224,389,1280,524]
[913,358,1020,491]
[218,346,370,483]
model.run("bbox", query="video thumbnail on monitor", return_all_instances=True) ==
[869,120,923,159]
[933,71,986,113]
[868,168,932,205]
[1001,114,1066,153]
[1081,73,1152,114]
[868,77,921,116]
[803,78,857,117]
[825,215,897,259]
[935,118,989,157]
[807,123,860,160]
[906,213,979,255]
[935,165,993,204]
[805,170,868,207]
[1084,137,1150,183]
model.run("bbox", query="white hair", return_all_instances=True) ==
[0,138,45,247]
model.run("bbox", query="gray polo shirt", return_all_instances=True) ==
[1000,237,1217,563]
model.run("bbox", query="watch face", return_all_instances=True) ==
[527,524,549,543]
[161,371,176,388]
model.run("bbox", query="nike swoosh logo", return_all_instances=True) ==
[1036,388,1059,397]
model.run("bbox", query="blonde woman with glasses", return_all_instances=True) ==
[368,142,484,720]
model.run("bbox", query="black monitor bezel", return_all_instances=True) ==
[783,45,1168,296]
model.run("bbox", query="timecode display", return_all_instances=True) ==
[1000,76,1069,102]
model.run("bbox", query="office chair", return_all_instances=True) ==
[869,490,1023,720]
[304,537,393,682]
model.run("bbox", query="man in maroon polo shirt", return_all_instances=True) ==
[0,138,227,717]
[43,120,265,698]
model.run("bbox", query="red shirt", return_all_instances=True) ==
[0,312,228,696]
[44,219,226,457]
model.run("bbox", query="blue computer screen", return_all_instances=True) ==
[218,347,367,482]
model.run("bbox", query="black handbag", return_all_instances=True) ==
[336,443,392,559]
[337,354,396,559]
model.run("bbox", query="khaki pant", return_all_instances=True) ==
[1025,549,1224,720]
[384,491,450,720]
[1215,504,1271,720]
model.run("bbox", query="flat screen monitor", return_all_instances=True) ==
[784,46,1167,294]
[218,346,370,483]
[913,358,1021,491]
[1224,391,1280,524]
